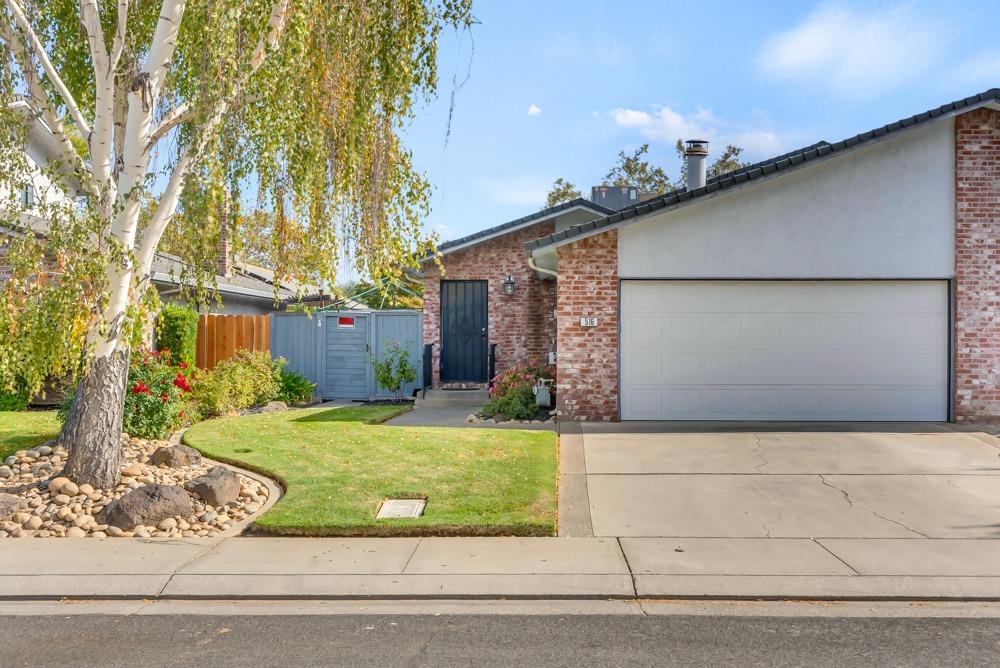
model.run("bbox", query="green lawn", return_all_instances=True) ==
[0,411,61,460]
[182,405,558,537]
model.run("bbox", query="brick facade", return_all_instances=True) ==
[422,221,556,385]
[955,108,1000,421]
[555,231,618,421]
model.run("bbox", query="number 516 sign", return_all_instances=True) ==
[579,317,599,327]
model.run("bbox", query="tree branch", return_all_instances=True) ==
[4,0,92,136]
[144,0,186,98]
[136,0,291,279]
[0,16,99,199]
[109,0,129,68]
[146,102,190,148]
[79,0,115,196]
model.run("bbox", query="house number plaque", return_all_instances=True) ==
[579,317,599,327]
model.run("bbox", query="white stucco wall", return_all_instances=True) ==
[618,119,955,278]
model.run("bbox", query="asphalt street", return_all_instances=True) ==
[2,613,999,667]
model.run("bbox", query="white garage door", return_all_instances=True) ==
[620,281,949,421]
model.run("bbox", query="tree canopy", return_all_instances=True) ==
[0,0,473,399]
[546,140,750,207]
[544,177,581,208]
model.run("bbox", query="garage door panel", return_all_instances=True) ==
[660,353,700,385]
[620,281,948,421]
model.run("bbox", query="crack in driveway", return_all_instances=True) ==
[818,474,931,538]
[752,433,768,474]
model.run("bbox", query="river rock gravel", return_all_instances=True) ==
[0,434,269,538]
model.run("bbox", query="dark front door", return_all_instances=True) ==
[440,280,488,382]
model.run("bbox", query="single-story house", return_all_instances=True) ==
[418,88,1000,423]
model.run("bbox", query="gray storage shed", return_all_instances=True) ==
[270,310,423,401]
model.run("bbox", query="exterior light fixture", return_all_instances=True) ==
[503,275,516,296]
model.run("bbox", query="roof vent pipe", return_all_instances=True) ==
[684,139,709,191]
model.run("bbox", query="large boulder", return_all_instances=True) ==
[0,493,27,521]
[97,484,193,530]
[150,444,202,468]
[260,401,288,413]
[187,466,241,507]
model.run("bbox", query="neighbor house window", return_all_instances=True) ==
[338,316,355,328]
[20,183,34,209]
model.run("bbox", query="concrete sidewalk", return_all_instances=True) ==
[4,535,1000,601]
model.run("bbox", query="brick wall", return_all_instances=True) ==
[422,221,556,385]
[555,230,618,421]
[955,108,1000,421]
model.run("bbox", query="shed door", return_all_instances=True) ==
[440,280,488,382]
[323,313,369,400]
[620,280,949,421]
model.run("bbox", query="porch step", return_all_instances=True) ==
[415,389,489,408]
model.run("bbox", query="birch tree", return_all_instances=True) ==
[0,0,472,487]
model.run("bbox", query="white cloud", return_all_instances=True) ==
[527,104,542,116]
[610,105,789,161]
[474,175,548,207]
[756,3,946,96]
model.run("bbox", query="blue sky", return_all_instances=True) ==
[403,0,1000,243]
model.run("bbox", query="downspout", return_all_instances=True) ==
[527,253,558,279]
[527,253,559,367]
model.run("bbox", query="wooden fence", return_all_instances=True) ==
[196,314,271,370]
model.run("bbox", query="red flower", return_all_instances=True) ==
[131,381,151,395]
[173,372,192,393]
[179,362,189,370]
[160,393,169,403]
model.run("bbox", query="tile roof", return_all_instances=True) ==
[432,197,616,255]
[525,88,1000,252]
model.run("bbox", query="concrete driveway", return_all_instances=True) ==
[560,422,1000,539]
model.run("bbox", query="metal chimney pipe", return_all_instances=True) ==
[684,139,709,191]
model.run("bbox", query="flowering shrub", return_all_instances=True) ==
[484,363,553,420]
[123,348,191,438]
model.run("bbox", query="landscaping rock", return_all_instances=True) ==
[0,466,12,479]
[150,445,202,468]
[97,484,193,530]
[0,494,27,521]
[187,466,241,507]
[260,401,288,413]
[47,477,71,494]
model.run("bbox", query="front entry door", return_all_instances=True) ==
[440,280,488,382]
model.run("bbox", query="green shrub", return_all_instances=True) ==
[0,378,29,411]
[277,369,316,405]
[60,349,191,439]
[189,350,282,418]
[156,304,199,368]
[372,340,416,402]
[483,363,553,420]
[485,383,537,420]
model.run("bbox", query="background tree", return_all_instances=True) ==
[603,144,672,195]
[544,177,581,208]
[337,277,423,310]
[0,0,473,487]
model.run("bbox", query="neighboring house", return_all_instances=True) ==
[0,99,294,314]
[420,88,1000,424]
